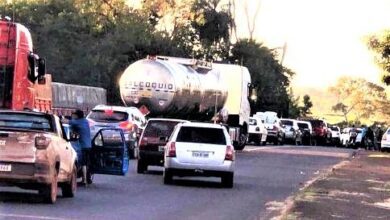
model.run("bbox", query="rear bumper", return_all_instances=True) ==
[139,150,164,166]
[381,142,390,149]
[0,161,52,186]
[248,133,261,141]
[165,157,234,174]
[166,168,233,178]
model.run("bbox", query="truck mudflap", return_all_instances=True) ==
[229,127,247,151]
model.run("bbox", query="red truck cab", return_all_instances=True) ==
[0,17,49,112]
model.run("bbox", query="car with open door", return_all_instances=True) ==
[90,128,129,177]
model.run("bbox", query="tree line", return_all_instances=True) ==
[1,0,312,118]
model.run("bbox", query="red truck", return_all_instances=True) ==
[0,17,106,114]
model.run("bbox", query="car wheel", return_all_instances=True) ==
[40,169,58,204]
[256,135,262,146]
[137,159,147,174]
[163,169,173,185]
[62,166,77,198]
[221,173,234,188]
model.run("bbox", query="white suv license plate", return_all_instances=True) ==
[0,164,11,172]
[192,151,209,158]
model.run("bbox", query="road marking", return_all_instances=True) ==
[245,147,350,158]
[0,213,69,220]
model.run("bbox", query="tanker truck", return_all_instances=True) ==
[0,17,106,114]
[119,56,251,150]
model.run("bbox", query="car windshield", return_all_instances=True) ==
[298,123,309,129]
[281,120,293,126]
[144,120,182,138]
[176,127,226,145]
[0,113,53,132]
[249,119,257,125]
[88,110,128,122]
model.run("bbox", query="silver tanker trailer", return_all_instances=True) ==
[119,56,251,150]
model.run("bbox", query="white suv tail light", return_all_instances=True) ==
[167,142,176,157]
[225,145,234,161]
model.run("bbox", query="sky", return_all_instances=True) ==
[232,0,390,88]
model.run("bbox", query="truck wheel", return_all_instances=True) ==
[221,173,234,188]
[40,170,58,204]
[137,159,147,174]
[62,166,77,198]
[163,170,173,185]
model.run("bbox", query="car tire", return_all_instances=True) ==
[221,173,234,188]
[137,159,147,174]
[163,170,173,185]
[40,169,58,204]
[62,166,77,198]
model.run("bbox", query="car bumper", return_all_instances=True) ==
[165,157,234,175]
[0,161,52,186]
[139,150,164,166]
[381,142,390,149]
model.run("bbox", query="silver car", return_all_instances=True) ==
[163,122,235,188]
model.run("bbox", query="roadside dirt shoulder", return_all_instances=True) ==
[283,151,390,220]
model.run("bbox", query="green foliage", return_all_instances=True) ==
[230,39,293,117]
[301,95,313,117]
[367,30,390,85]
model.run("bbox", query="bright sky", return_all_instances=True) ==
[233,0,390,88]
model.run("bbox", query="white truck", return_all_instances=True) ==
[119,56,251,150]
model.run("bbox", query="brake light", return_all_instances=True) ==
[167,142,176,157]
[119,121,133,131]
[35,136,51,149]
[383,133,387,141]
[225,145,234,161]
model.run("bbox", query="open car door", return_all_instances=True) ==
[90,128,129,175]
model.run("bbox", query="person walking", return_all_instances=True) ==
[69,109,92,185]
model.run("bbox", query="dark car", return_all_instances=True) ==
[137,118,189,173]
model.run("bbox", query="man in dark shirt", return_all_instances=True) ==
[69,109,91,185]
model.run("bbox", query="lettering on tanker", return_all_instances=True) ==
[124,81,174,90]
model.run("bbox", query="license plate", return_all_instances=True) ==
[158,146,165,152]
[0,164,11,172]
[192,151,209,158]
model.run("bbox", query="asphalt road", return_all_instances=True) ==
[0,145,353,220]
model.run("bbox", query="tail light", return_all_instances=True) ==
[119,121,133,131]
[35,136,51,149]
[225,145,234,161]
[167,142,176,157]
[139,137,147,150]
[382,134,387,141]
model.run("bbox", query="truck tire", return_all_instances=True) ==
[40,170,58,204]
[62,166,77,198]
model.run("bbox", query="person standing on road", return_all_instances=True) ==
[69,109,92,185]
[349,125,357,146]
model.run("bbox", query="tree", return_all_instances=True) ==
[301,95,313,117]
[367,30,390,84]
[329,76,390,124]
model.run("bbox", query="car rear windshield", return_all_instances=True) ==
[176,127,226,145]
[249,119,257,125]
[0,113,53,132]
[143,120,182,138]
[310,120,324,127]
[298,123,309,129]
[88,110,128,122]
[330,127,339,131]
[281,120,293,126]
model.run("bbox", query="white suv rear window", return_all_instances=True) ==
[176,127,226,145]
[88,110,128,122]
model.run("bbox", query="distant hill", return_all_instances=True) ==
[293,86,345,124]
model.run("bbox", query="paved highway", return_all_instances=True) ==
[0,145,353,220]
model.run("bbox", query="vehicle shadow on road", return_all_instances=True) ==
[170,179,224,189]
[0,191,45,204]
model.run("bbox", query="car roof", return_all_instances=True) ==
[297,120,310,124]
[147,118,189,123]
[92,105,141,113]
[180,122,225,129]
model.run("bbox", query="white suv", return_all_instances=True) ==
[163,122,235,188]
[248,117,267,145]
